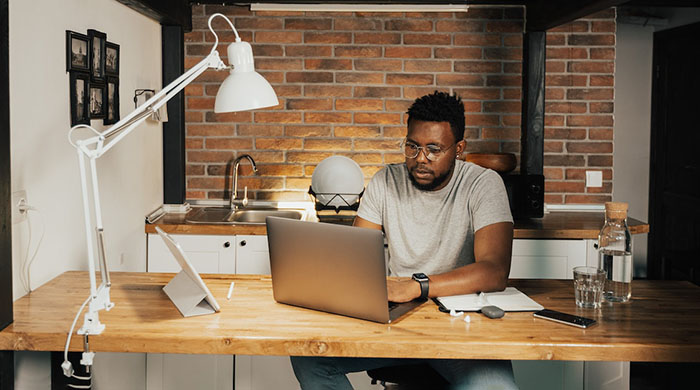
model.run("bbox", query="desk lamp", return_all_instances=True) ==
[63,13,277,376]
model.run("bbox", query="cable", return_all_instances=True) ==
[19,205,45,292]
[63,296,91,377]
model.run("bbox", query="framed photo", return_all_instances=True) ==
[104,77,120,125]
[66,31,89,72]
[88,83,106,119]
[70,72,90,126]
[88,29,106,82]
[105,41,119,76]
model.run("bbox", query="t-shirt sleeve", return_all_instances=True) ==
[469,170,514,231]
[356,169,385,226]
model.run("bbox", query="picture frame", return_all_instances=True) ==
[87,29,106,82]
[88,83,106,119]
[66,31,90,72]
[105,41,120,76]
[70,72,90,126]
[104,77,120,125]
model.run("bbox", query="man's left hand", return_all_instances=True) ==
[387,278,421,303]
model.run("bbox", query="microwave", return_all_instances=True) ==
[501,174,544,219]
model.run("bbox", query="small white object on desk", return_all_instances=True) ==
[449,309,463,317]
[227,282,235,300]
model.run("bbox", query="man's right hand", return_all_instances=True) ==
[387,278,422,303]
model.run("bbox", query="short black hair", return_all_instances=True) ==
[406,91,465,142]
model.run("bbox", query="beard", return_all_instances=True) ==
[408,164,453,191]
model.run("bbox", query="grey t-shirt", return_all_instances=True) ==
[357,160,513,277]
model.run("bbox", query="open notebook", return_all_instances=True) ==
[436,287,543,312]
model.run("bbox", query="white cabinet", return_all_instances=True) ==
[509,239,589,279]
[147,233,235,273]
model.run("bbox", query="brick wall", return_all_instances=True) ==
[184,4,615,203]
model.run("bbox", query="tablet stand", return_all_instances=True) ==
[163,271,217,317]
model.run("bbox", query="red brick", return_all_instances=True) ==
[256,58,303,71]
[186,138,203,149]
[486,75,521,87]
[464,101,482,113]
[188,177,225,189]
[586,182,613,193]
[186,191,206,199]
[436,20,483,32]
[286,177,313,190]
[354,33,401,45]
[305,85,352,97]
[544,155,586,167]
[568,61,614,73]
[354,59,402,71]
[355,113,401,125]
[239,151,285,163]
[435,47,482,60]
[385,100,412,112]
[588,155,613,167]
[304,32,352,44]
[546,102,587,113]
[565,194,612,203]
[255,31,302,44]
[567,115,613,127]
[544,167,564,180]
[331,126,382,139]
[568,34,615,46]
[258,71,284,84]
[203,5,252,17]
[405,60,452,72]
[385,19,432,32]
[484,48,522,60]
[566,168,612,180]
[305,59,352,70]
[546,75,587,87]
[548,21,589,33]
[404,33,451,45]
[503,35,523,47]
[205,111,252,123]
[304,139,352,150]
[502,114,521,126]
[355,139,402,151]
[545,194,564,204]
[545,88,565,100]
[482,127,520,140]
[386,47,432,58]
[334,18,382,31]
[591,48,615,60]
[187,97,215,110]
[286,98,333,111]
[566,142,612,153]
[589,128,613,140]
[203,30,251,43]
[464,141,500,153]
[590,102,614,113]
[454,61,501,73]
[385,152,404,163]
[545,115,565,126]
[567,88,614,100]
[546,61,566,73]
[454,34,501,46]
[286,46,332,57]
[591,21,616,33]
[233,17,283,30]
[188,150,237,163]
[547,47,588,59]
[466,114,499,126]
[252,45,284,57]
[185,85,203,96]
[186,111,203,123]
[287,151,333,163]
[336,99,383,111]
[188,124,235,137]
[383,127,407,138]
[335,46,382,58]
[587,8,616,19]
[387,73,434,85]
[305,112,352,124]
[486,21,522,33]
[503,89,521,100]
[185,31,203,43]
[235,177,284,190]
[546,34,566,46]
[257,164,304,177]
[205,138,253,150]
[238,124,284,136]
[544,141,563,152]
[186,164,205,175]
[546,181,585,193]
[354,86,401,98]
[285,18,332,30]
[285,125,331,137]
[286,72,333,83]
[590,75,614,87]
[545,128,587,140]
[336,72,384,84]
[454,88,500,100]
[253,138,302,150]
[254,112,302,123]
[483,101,521,113]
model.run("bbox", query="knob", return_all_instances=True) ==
[239,240,247,247]
[223,241,230,248]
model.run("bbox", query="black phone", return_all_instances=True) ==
[533,309,596,328]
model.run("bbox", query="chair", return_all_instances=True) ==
[367,364,450,389]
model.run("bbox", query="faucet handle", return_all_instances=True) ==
[242,186,248,207]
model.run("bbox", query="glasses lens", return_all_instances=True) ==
[404,142,419,158]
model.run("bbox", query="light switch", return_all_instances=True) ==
[585,170,603,188]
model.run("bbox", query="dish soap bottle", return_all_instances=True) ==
[597,202,633,302]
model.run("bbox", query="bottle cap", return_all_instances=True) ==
[605,202,628,219]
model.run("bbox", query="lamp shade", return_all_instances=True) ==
[214,40,278,113]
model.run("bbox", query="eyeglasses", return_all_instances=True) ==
[402,139,457,161]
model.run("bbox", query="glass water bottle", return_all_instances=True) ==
[597,202,633,302]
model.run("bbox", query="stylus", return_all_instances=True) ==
[227,282,235,300]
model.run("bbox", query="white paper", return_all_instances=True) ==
[437,287,543,312]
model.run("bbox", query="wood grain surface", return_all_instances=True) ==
[147,211,649,239]
[2,272,696,362]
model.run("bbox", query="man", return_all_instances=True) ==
[291,91,518,390]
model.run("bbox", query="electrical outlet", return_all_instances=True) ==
[585,171,603,188]
[12,190,28,224]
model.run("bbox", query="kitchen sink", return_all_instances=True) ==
[185,207,305,225]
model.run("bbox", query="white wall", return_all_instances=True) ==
[9,0,163,388]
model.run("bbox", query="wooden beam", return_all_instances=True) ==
[526,0,627,32]
[520,31,545,175]
[117,0,192,31]
[0,0,12,333]
[162,26,186,205]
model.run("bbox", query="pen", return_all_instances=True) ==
[227,282,235,300]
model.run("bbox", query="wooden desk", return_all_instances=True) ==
[1,272,698,362]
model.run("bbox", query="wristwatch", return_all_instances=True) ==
[412,273,430,300]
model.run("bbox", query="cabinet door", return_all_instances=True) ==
[510,239,587,279]
[147,233,235,273]
[235,235,271,274]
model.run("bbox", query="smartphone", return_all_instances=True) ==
[533,309,596,328]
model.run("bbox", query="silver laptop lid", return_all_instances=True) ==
[266,217,390,323]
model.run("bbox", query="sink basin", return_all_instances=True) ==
[185,207,304,225]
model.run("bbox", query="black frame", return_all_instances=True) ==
[88,82,106,119]
[87,29,106,82]
[70,72,90,126]
[105,41,120,76]
[66,31,90,72]
[104,76,120,125]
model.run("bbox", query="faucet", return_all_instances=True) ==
[231,154,258,209]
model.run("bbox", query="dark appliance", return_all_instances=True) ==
[502,174,544,219]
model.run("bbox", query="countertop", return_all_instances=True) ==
[146,208,649,240]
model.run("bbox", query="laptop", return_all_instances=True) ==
[265,216,424,323]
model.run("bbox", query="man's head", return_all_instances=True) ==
[404,91,466,191]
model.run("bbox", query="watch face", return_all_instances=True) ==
[413,273,428,281]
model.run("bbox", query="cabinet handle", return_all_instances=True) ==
[239,240,247,247]
[224,241,230,248]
